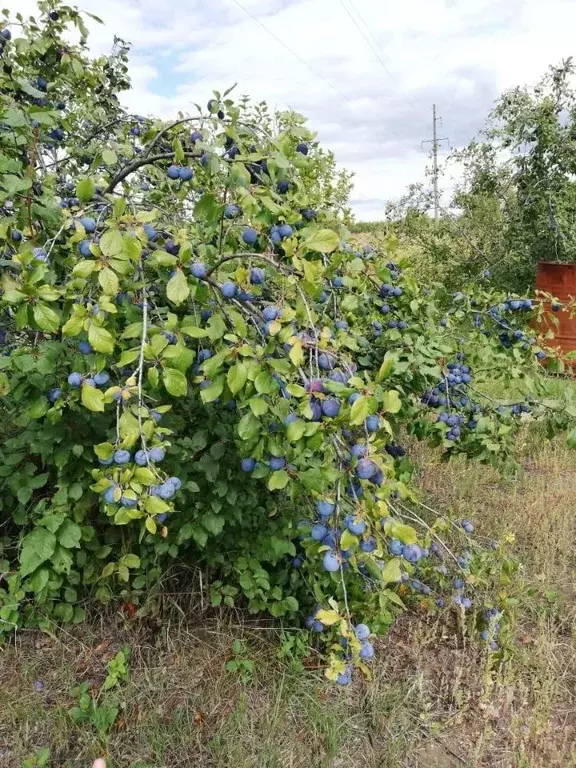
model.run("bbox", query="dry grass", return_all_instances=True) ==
[2,406,576,767]
[410,429,576,768]
[0,615,430,768]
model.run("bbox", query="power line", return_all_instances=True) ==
[342,0,393,73]
[337,0,395,80]
[226,0,348,100]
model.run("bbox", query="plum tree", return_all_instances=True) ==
[0,0,573,687]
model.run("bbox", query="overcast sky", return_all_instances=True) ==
[6,0,576,219]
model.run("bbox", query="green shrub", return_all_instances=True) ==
[0,1,574,683]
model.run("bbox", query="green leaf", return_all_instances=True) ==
[3,107,27,128]
[26,396,49,419]
[283,595,299,612]
[33,303,60,333]
[94,442,114,459]
[200,377,224,403]
[88,324,115,354]
[202,512,225,536]
[227,362,247,394]
[99,268,119,296]
[380,558,402,585]
[238,412,260,440]
[20,528,57,577]
[287,419,306,442]
[382,390,401,414]
[120,553,140,568]
[102,149,117,165]
[376,352,396,382]
[166,268,190,305]
[268,470,290,490]
[76,178,95,202]
[181,325,209,339]
[72,260,97,278]
[349,395,370,425]
[28,567,50,593]
[81,383,106,412]
[389,521,417,545]
[58,520,82,549]
[17,487,32,505]
[340,529,357,551]
[100,230,123,258]
[194,193,218,220]
[303,229,340,253]
[207,313,227,341]
[248,397,268,416]
[163,368,188,397]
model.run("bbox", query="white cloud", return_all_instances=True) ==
[5,0,576,219]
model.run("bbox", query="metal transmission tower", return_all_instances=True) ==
[421,104,449,219]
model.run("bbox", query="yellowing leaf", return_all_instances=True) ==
[376,352,396,382]
[340,529,357,551]
[380,558,402,585]
[289,339,304,367]
[62,313,84,337]
[163,368,187,397]
[181,325,209,339]
[166,268,190,305]
[81,383,105,412]
[227,362,247,395]
[200,378,224,403]
[303,229,340,254]
[88,324,115,354]
[382,390,401,414]
[349,395,370,425]
[76,177,95,202]
[99,267,119,296]
[73,260,98,278]
[315,609,340,626]
[389,521,417,545]
[99,229,123,258]
[33,303,59,333]
[286,419,305,442]
[248,397,268,416]
[268,470,290,490]
[145,517,157,534]
[102,149,117,165]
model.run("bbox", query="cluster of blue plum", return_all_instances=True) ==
[336,624,374,684]
[421,357,480,442]
[387,520,480,612]
[47,368,111,402]
[99,445,181,523]
[166,164,194,181]
[374,272,409,332]
[483,298,544,354]
[303,612,375,685]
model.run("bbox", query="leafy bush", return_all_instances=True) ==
[0,1,574,683]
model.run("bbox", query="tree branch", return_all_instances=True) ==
[103,151,202,194]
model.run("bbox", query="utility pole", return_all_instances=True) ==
[421,104,449,219]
